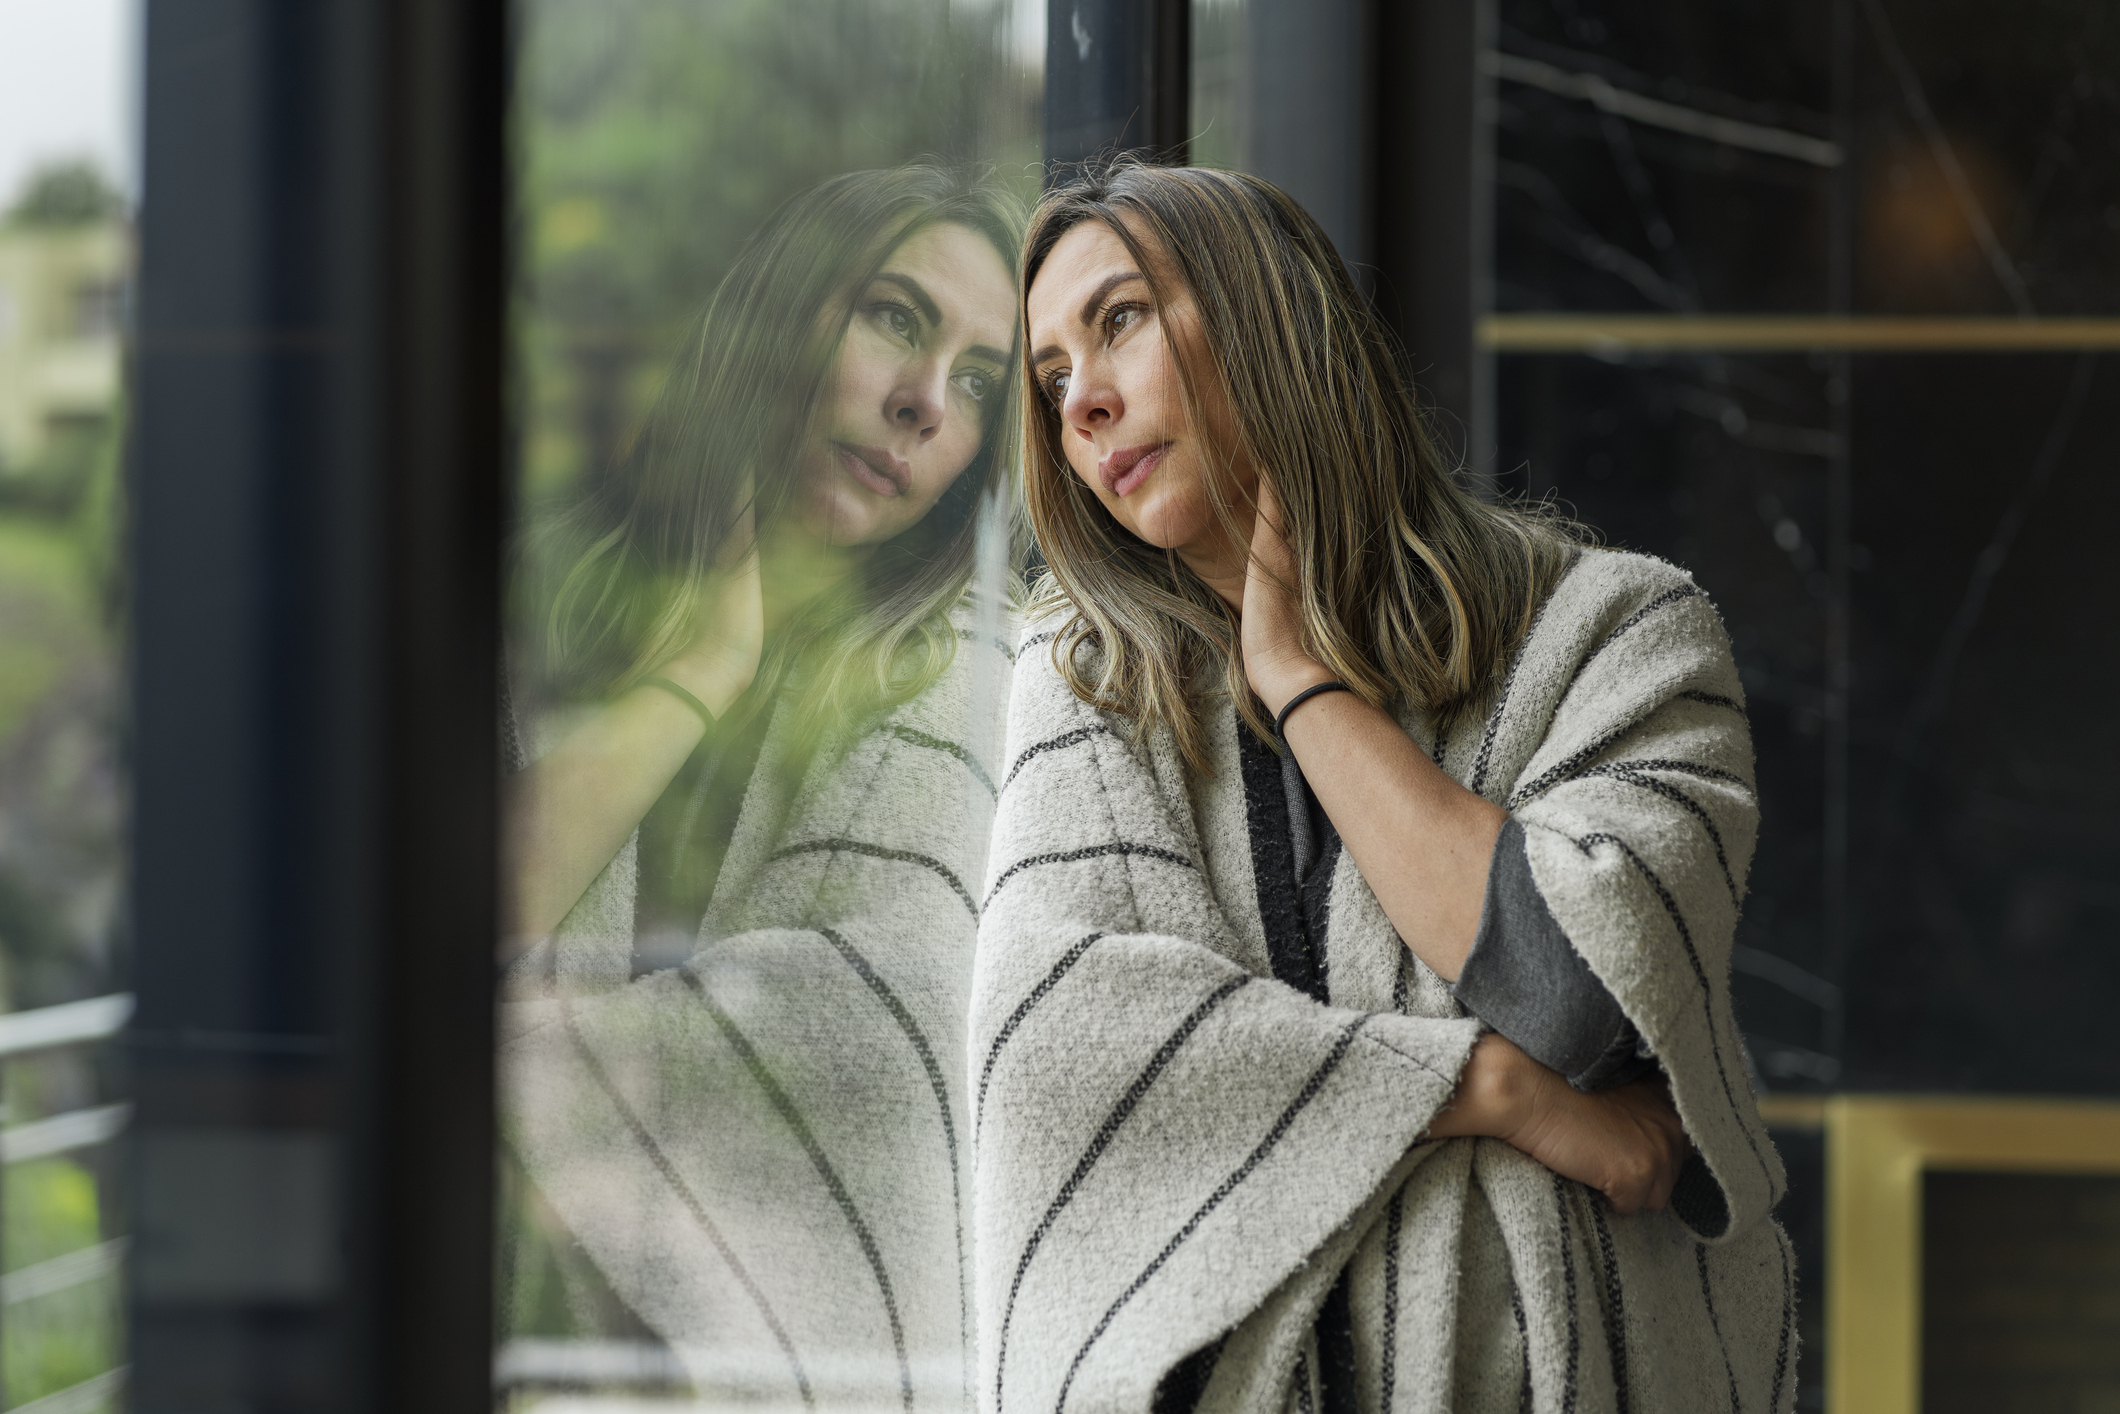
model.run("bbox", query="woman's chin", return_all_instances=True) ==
[793,481,894,548]
[1117,492,1213,556]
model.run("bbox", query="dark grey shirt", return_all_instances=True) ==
[1279,754,1647,1092]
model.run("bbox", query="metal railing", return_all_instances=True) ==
[0,994,132,1412]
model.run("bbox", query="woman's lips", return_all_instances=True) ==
[1099,442,1170,497]
[835,443,909,498]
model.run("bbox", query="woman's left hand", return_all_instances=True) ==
[1239,477,1335,714]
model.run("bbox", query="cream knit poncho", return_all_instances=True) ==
[503,618,1013,1411]
[971,548,1795,1414]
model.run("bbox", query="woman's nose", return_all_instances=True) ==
[1063,362,1118,433]
[889,359,947,441]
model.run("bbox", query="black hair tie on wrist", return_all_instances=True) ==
[1274,680,1352,740]
[643,675,715,732]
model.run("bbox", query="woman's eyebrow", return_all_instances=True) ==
[964,344,1012,367]
[872,272,942,326]
[1029,269,1145,365]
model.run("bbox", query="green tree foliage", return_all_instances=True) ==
[4,162,125,228]
[515,0,1041,502]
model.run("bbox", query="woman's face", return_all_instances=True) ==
[1026,216,1254,580]
[792,221,1018,547]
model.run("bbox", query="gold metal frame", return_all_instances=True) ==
[1825,1094,2120,1414]
[1478,313,2120,352]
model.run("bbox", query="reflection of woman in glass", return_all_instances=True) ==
[977,161,1790,1412]
[503,164,1021,1409]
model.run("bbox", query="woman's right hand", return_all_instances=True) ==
[656,501,766,718]
[505,503,765,949]
[1429,1033,1690,1214]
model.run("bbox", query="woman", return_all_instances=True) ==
[974,159,1791,1413]
[502,163,1023,1410]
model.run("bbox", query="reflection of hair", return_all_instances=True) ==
[534,163,1024,738]
[1022,159,1577,770]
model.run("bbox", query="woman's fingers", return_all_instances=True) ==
[1497,1063,1691,1216]
[1248,474,1295,577]
[1596,1079,1690,1214]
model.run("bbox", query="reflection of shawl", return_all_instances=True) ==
[972,549,1794,1414]
[504,615,1013,1411]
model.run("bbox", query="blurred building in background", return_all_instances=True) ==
[0,159,131,1413]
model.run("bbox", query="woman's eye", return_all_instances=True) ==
[954,369,992,403]
[1043,369,1071,403]
[875,303,917,339]
[1109,307,1139,336]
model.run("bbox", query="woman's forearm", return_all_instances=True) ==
[507,684,711,948]
[1426,1032,1689,1213]
[1277,685,1504,982]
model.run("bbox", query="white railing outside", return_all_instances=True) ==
[0,993,132,1413]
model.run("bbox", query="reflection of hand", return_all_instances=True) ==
[1429,1034,1690,1214]
[659,500,764,718]
[1238,477,1336,717]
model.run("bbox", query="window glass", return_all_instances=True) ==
[499,2,1041,1406]
[0,0,138,1407]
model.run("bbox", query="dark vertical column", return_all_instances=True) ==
[1372,0,1478,463]
[1044,0,1191,171]
[128,0,503,1409]
[1246,0,1375,283]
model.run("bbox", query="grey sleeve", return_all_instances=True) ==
[1451,817,1653,1092]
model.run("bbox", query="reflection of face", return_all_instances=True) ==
[792,222,1018,547]
[1026,217,1253,579]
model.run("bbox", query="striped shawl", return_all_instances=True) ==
[502,616,1013,1411]
[971,548,1795,1414]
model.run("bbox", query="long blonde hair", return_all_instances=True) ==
[527,163,1025,750]
[1021,159,1576,770]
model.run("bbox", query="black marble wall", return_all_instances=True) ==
[1489,0,2120,1095]
[1483,5,2119,1404]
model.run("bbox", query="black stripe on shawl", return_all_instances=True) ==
[1679,689,1744,713]
[1316,1270,1359,1414]
[1586,756,1754,792]
[1695,1243,1741,1413]
[1552,1173,1581,1414]
[1503,588,1725,809]
[984,842,1194,910]
[1236,719,1325,1001]
[680,969,914,1414]
[958,625,1019,662]
[1559,584,1705,702]
[1301,837,1340,995]
[1769,1225,1795,1414]
[1574,765,1740,904]
[815,926,972,1381]
[1380,1182,1407,1414]
[1469,642,1532,798]
[1293,1350,1317,1414]
[1509,1270,1531,1414]
[1237,722,1356,1408]
[975,931,1104,1135]
[1002,724,1112,792]
[1468,547,1581,797]
[994,976,1253,1413]
[1053,1018,1370,1414]
[1512,721,1760,812]
[1152,1336,1229,1414]
[1588,1202,1633,1414]
[1571,831,1779,1195]
[769,838,978,919]
[884,724,996,797]
[558,996,814,1410]
[1020,629,1060,651]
